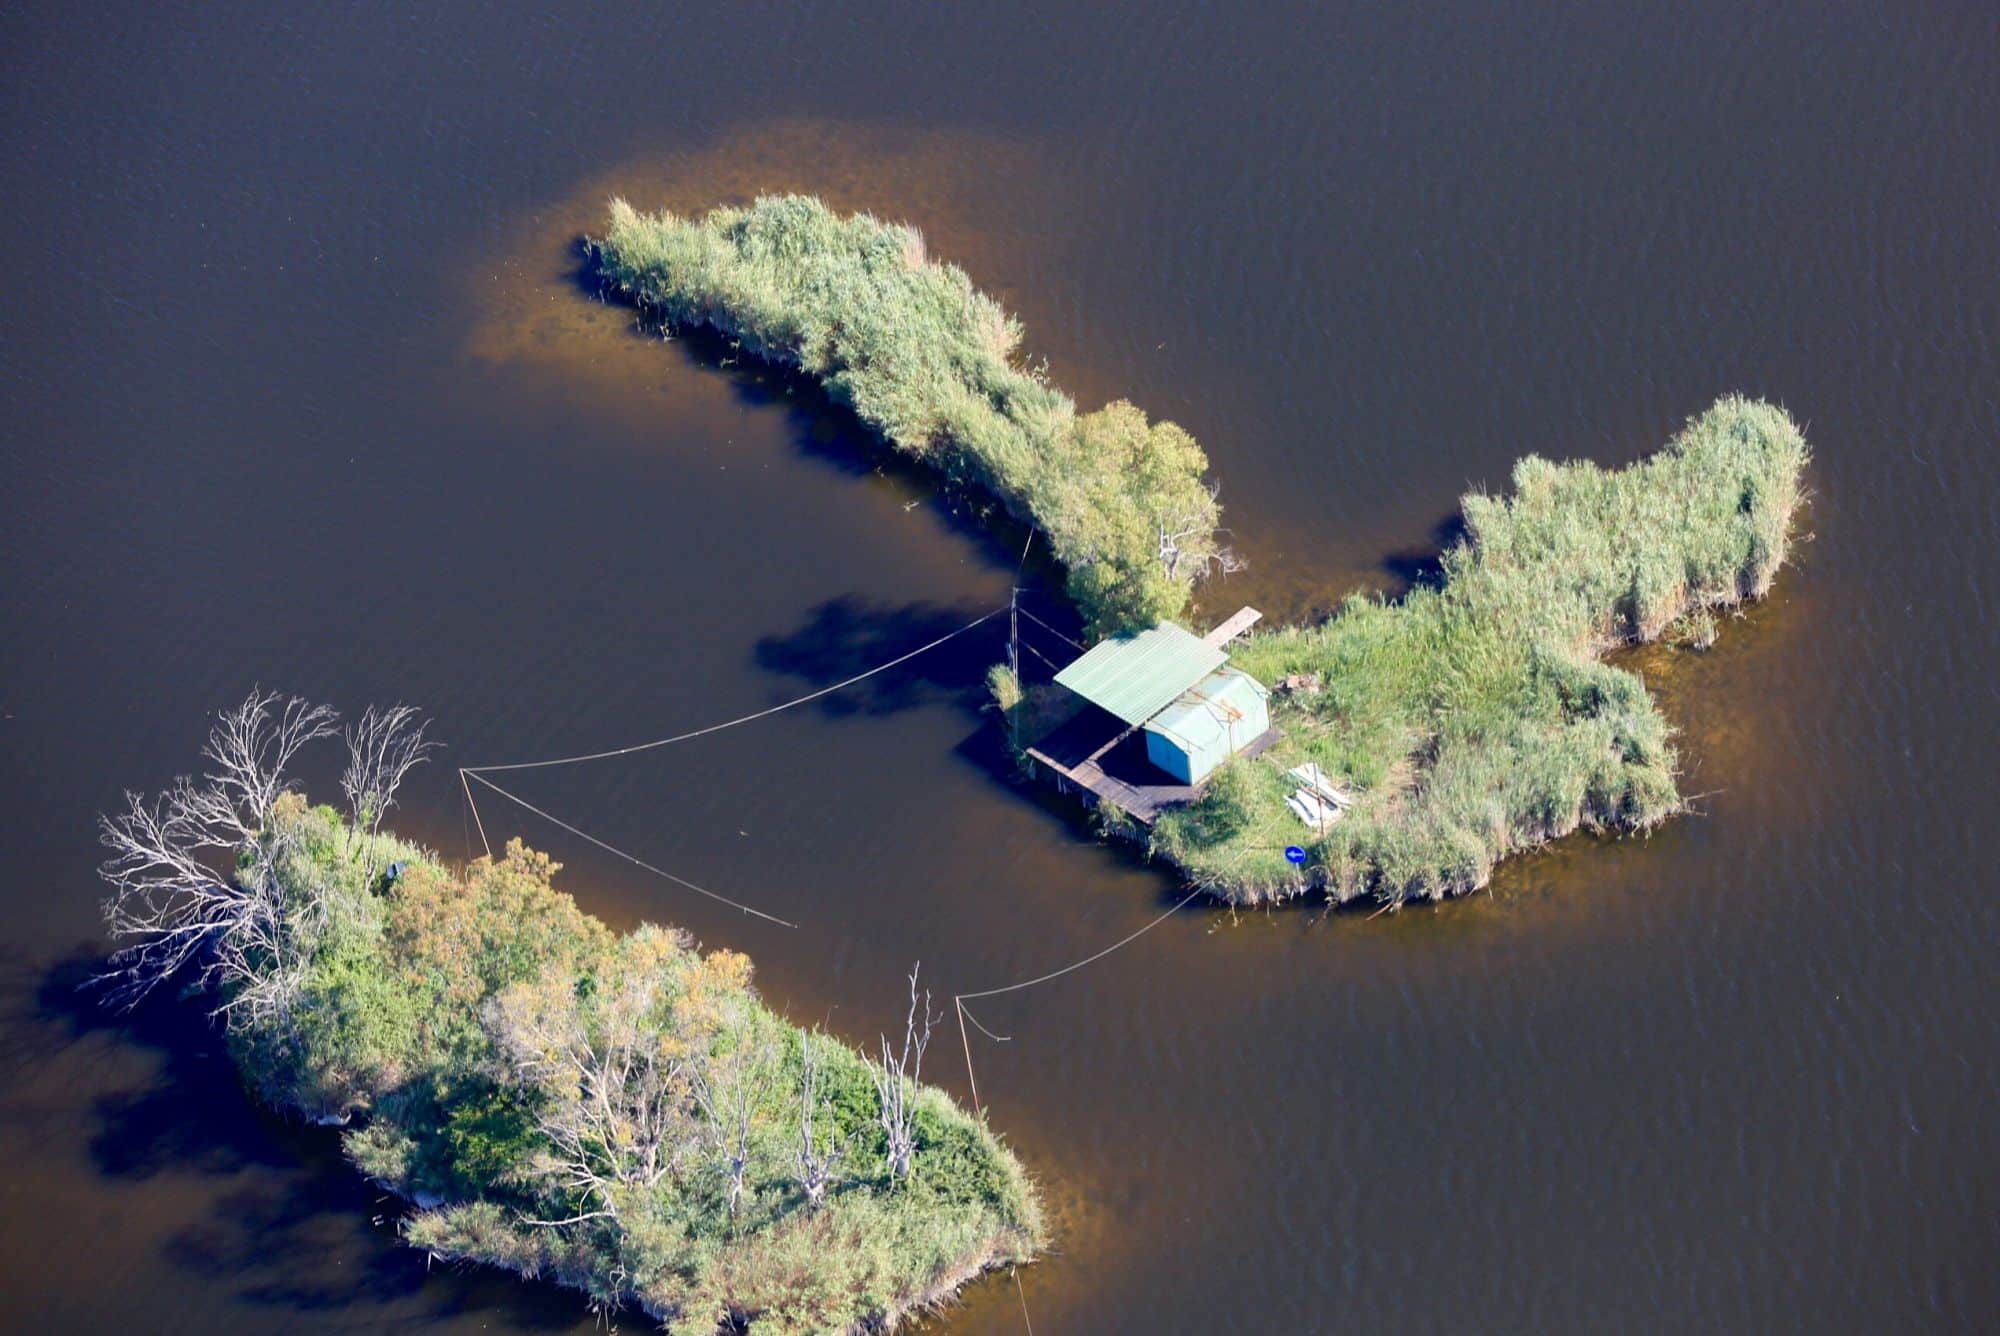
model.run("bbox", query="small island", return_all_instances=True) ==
[594,195,1811,908]
[98,697,1041,1333]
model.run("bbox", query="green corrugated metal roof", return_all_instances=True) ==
[1054,621,1227,726]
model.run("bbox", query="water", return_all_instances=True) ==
[3,3,1996,1330]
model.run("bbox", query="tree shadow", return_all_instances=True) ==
[753,594,1012,719]
[5,949,587,1329]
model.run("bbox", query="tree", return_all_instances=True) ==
[793,1032,850,1210]
[341,704,436,886]
[873,965,937,1182]
[96,689,338,1017]
[485,927,754,1227]
[691,1005,777,1220]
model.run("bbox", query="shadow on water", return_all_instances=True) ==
[571,240,1057,589]
[5,950,585,1330]
[1378,510,1470,597]
[752,594,1008,718]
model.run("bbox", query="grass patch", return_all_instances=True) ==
[592,194,1230,635]
[1153,395,1809,905]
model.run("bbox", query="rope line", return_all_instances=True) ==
[958,887,1206,1003]
[464,771,798,929]
[959,1001,1012,1043]
[462,766,493,859]
[954,885,1206,1121]
[1013,604,1084,650]
[465,604,1008,775]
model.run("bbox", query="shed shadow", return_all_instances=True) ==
[752,594,1007,718]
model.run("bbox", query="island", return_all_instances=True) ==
[97,696,1041,1333]
[594,195,1810,908]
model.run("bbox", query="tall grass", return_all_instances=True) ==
[593,195,1225,634]
[1155,396,1809,905]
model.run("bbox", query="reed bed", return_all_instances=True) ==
[593,194,1226,634]
[1154,396,1809,905]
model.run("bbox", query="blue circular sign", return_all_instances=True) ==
[1283,845,1307,865]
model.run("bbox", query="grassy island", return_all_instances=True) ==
[1148,396,1809,904]
[98,703,1040,1334]
[593,194,1230,635]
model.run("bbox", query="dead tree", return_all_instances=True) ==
[794,1031,850,1209]
[874,964,938,1182]
[96,690,337,1017]
[1156,483,1246,583]
[692,1018,776,1220]
[340,704,435,884]
[202,689,340,835]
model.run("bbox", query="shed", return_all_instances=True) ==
[1036,618,1279,813]
[1143,666,1271,784]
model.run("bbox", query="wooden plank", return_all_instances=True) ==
[1203,606,1263,647]
[1027,726,1284,824]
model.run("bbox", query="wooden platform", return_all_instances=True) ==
[1203,605,1262,647]
[1025,705,1282,824]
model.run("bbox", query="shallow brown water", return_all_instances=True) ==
[3,3,1996,1331]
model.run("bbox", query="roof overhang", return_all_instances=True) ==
[1054,621,1227,726]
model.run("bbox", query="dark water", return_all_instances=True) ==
[4,3,1996,1331]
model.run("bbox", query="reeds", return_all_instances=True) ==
[1158,395,1810,906]
[593,195,1225,634]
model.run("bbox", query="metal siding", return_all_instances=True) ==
[1142,668,1272,784]
[1054,622,1228,726]
[1144,727,1196,783]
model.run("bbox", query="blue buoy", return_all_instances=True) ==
[1283,846,1307,865]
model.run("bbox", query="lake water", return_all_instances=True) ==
[3,3,1995,1331]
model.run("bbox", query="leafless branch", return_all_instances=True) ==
[1156,484,1243,583]
[203,688,338,834]
[691,1016,776,1219]
[486,939,705,1228]
[342,704,436,884]
[796,1031,852,1209]
[874,964,938,1181]
[95,690,336,1016]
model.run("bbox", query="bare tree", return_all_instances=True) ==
[794,1031,850,1209]
[1157,484,1246,583]
[691,1014,777,1220]
[341,704,435,884]
[96,690,336,1016]
[874,964,938,1182]
[203,689,340,835]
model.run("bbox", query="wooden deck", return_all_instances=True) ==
[1025,705,1282,824]
[1203,605,1263,647]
